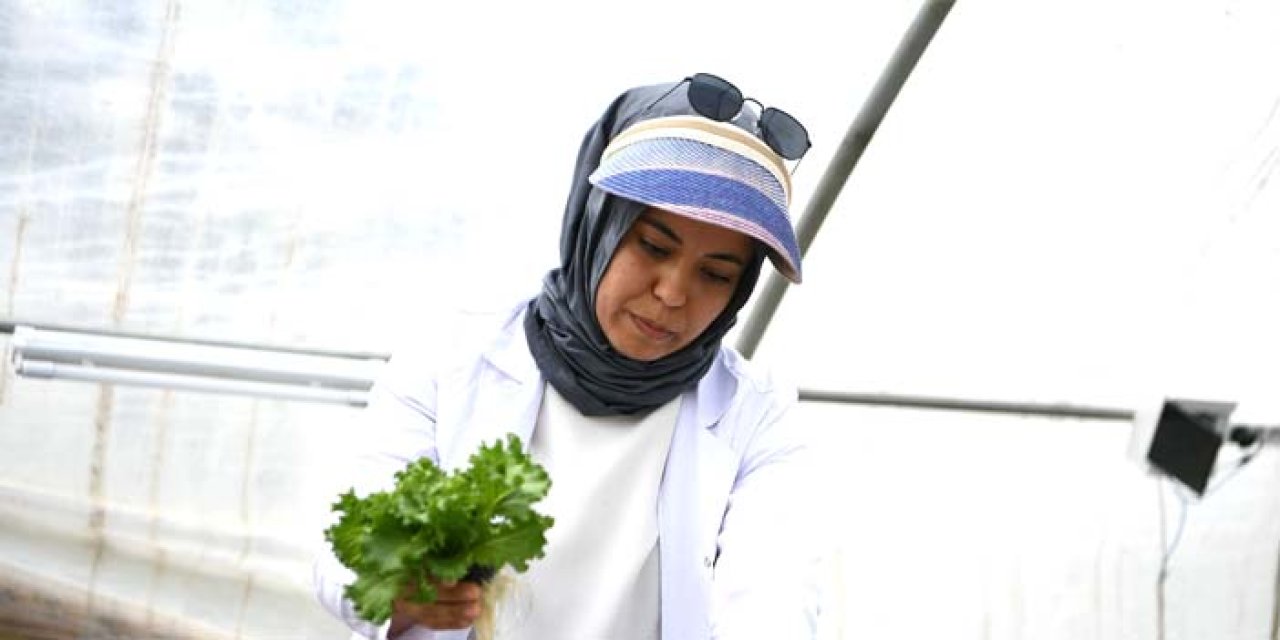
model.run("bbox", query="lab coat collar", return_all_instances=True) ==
[480,303,541,385]
[482,305,737,430]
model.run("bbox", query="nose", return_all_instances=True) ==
[652,264,689,308]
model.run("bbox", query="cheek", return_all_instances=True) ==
[593,254,635,326]
[593,277,613,328]
[688,290,734,337]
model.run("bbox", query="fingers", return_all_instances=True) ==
[395,581,483,630]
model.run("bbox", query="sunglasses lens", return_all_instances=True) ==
[688,73,742,122]
[760,108,811,160]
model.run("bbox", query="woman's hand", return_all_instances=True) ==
[388,579,483,636]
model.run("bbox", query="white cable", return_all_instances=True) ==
[1158,480,1190,583]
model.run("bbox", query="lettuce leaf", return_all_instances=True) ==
[325,434,553,624]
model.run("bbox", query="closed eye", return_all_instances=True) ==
[640,237,671,258]
[702,268,734,284]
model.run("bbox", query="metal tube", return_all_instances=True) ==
[799,388,1136,421]
[15,360,370,407]
[737,0,958,358]
[0,318,389,361]
[11,327,383,390]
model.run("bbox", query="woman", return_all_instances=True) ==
[315,74,822,639]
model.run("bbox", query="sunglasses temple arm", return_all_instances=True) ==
[638,81,686,117]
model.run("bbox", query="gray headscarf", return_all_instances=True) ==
[523,81,766,416]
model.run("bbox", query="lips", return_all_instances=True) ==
[629,312,676,342]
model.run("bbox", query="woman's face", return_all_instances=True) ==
[595,207,753,362]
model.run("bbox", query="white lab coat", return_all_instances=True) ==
[314,300,821,639]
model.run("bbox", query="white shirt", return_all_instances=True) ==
[495,385,678,638]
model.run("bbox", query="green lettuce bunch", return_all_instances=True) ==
[325,434,554,624]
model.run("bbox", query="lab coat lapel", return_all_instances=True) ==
[659,357,739,639]
[435,317,543,472]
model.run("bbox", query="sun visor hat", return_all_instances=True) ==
[588,115,802,283]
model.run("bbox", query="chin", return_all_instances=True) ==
[628,339,690,362]
[620,346,667,362]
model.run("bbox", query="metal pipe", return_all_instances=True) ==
[0,318,389,361]
[799,388,1136,421]
[16,360,370,407]
[737,0,958,358]
[11,326,383,390]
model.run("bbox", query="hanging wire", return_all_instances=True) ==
[1158,480,1190,585]
[1160,442,1264,581]
[1156,479,1188,640]
[1156,441,1267,640]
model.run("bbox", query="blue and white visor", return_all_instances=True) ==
[588,115,802,283]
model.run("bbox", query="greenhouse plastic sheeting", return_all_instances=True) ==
[2,0,1279,638]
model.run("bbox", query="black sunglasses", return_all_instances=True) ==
[642,72,812,161]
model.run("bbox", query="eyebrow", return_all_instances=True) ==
[637,217,747,266]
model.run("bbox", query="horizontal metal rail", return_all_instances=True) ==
[16,360,369,407]
[799,388,1136,421]
[0,318,389,361]
[0,320,1208,423]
